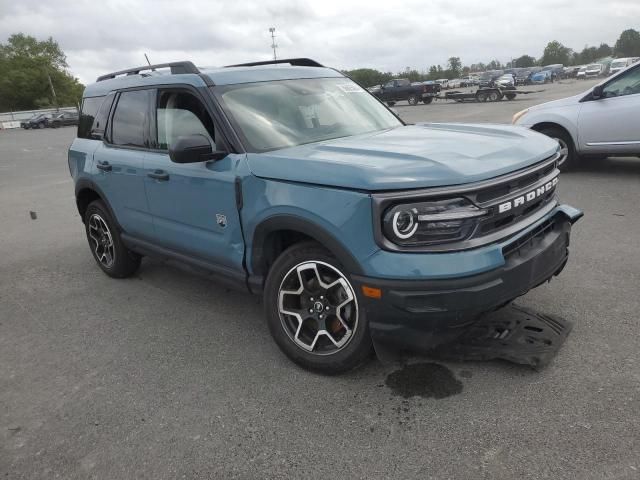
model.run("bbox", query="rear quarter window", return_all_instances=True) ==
[78,96,105,139]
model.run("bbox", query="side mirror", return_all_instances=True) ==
[592,85,603,100]
[168,134,227,163]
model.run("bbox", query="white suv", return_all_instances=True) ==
[513,62,640,170]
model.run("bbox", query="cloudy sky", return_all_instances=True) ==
[1,0,638,84]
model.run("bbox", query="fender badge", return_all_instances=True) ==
[216,214,227,228]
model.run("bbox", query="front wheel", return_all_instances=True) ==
[423,97,433,104]
[538,127,576,172]
[264,242,373,374]
[407,94,419,106]
[386,101,396,107]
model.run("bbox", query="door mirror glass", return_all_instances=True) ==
[169,134,226,163]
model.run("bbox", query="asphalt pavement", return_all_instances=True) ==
[1,78,639,479]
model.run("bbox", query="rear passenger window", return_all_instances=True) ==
[78,96,104,139]
[111,90,151,147]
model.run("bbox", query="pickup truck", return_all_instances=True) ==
[374,78,440,105]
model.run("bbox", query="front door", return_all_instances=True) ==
[143,88,245,272]
[578,64,640,155]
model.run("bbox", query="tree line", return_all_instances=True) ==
[0,34,84,112]
[2,28,640,111]
[345,28,640,87]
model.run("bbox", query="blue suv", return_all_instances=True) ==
[69,58,583,373]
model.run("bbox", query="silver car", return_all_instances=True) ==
[513,61,640,170]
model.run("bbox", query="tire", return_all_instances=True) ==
[264,242,373,374]
[476,92,487,102]
[423,97,433,104]
[84,200,141,278]
[386,101,395,107]
[505,93,516,100]
[488,91,500,102]
[38,122,45,129]
[537,127,576,172]
[407,94,419,106]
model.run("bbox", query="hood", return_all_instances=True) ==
[246,124,559,191]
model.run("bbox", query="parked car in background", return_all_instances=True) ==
[515,70,532,85]
[435,78,449,89]
[530,70,552,84]
[463,75,479,86]
[542,64,564,79]
[496,74,515,87]
[478,70,503,87]
[448,78,463,89]
[584,64,604,78]
[48,111,79,128]
[514,60,640,171]
[576,66,587,79]
[609,58,638,76]
[20,113,52,129]
[563,66,581,78]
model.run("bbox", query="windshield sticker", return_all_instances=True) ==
[337,83,365,93]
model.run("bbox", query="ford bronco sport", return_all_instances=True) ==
[69,58,582,373]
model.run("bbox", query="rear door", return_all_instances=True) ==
[92,89,155,239]
[143,87,244,271]
[578,64,640,155]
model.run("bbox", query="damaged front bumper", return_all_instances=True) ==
[352,205,583,353]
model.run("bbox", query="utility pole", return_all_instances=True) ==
[269,27,278,61]
[46,72,58,108]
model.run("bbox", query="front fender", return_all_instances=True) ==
[241,175,378,277]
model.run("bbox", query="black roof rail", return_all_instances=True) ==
[96,61,200,82]
[225,58,324,68]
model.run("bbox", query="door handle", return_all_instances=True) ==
[147,170,169,181]
[96,161,112,172]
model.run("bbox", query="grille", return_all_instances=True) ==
[467,158,559,241]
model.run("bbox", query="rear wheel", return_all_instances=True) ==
[505,93,516,100]
[264,242,373,374]
[407,94,419,106]
[423,97,433,104]
[488,91,500,102]
[38,122,45,129]
[386,101,395,107]
[537,127,576,172]
[476,92,487,102]
[84,200,141,278]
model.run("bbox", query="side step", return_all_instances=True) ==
[431,303,573,369]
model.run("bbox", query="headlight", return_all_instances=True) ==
[383,198,487,247]
[512,108,529,124]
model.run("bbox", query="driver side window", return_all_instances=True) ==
[603,66,640,98]
[156,90,217,150]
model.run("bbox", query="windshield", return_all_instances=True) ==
[587,64,601,70]
[215,77,402,152]
[611,60,627,68]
